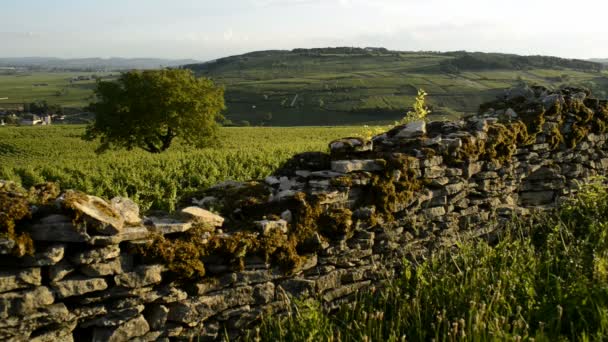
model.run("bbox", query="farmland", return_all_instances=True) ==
[0,125,370,212]
[186,49,608,125]
[0,71,115,109]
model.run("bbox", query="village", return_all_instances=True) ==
[0,100,66,126]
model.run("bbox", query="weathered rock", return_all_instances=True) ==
[92,315,150,342]
[110,197,141,226]
[0,268,41,293]
[394,120,426,139]
[331,160,384,173]
[26,215,87,242]
[329,137,372,153]
[60,190,124,235]
[49,260,75,282]
[255,219,288,236]
[144,217,192,235]
[114,265,163,288]
[0,238,15,255]
[51,276,108,298]
[180,206,224,227]
[71,245,120,265]
[16,244,65,267]
[80,254,134,277]
[0,286,54,318]
[88,226,150,246]
[145,304,169,330]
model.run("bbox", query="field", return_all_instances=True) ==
[2,51,607,127]
[0,125,369,212]
[188,50,608,125]
[0,71,115,109]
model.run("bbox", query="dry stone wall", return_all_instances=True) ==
[2,86,608,341]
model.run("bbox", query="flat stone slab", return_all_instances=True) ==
[60,190,124,235]
[26,215,88,243]
[114,265,163,288]
[88,226,150,246]
[70,245,120,265]
[394,120,426,139]
[331,160,384,173]
[180,207,224,228]
[144,217,192,235]
[51,276,108,299]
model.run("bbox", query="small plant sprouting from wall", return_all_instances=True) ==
[402,88,430,124]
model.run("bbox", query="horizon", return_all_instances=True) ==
[2,0,608,61]
[1,48,606,63]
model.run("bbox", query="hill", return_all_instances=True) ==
[185,48,608,125]
[591,58,608,65]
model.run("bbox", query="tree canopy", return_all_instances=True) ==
[84,69,225,153]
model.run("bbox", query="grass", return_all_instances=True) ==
[250,179,608,341]
[0,125,369,212]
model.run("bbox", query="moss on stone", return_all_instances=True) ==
[0,183,35,257]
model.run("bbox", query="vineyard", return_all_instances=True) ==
[0,125,369,212]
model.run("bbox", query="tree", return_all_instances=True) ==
[84,69,225,153]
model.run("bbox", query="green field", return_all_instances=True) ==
[187,49,608,125]
[2,50,607,126]
[0,125,369,211]
[0,71,115,109]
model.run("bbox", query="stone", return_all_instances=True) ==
[114,265,163,288]
[26,215,87,242]
[145,304,169,331]
[520,191,555,206]
[82,305,144,328]
[92,315,150,342]
[322,281,372,302]
[0,268,41,293]
[51,276,108,299]
[0,238,15,255]
[329,137,373,153]
[264,176,280,185]
[0,286,54,318]
[394,120,426,138]
[253,282,275,304]
[110,197,141,226]
[17,244,65,267]
[331,160,384,173]
[279,279,316,297]
[71,245,120,265]
[281,209,293,223]
[144,217,192,235]
[88,226,150,246]
[49,261,75,282]
[422,206,446,218]
[180,206,224,227]
[295,170,312,178]
[279,176,298,191]
[505,108,518,119]
[255,219,288,235]
[130,331,163,342]
[29,321,76,342]
[59,190,124,235]
[80,254,134,277]
[310,170,344,178]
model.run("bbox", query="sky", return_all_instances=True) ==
[1,0,607,61]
